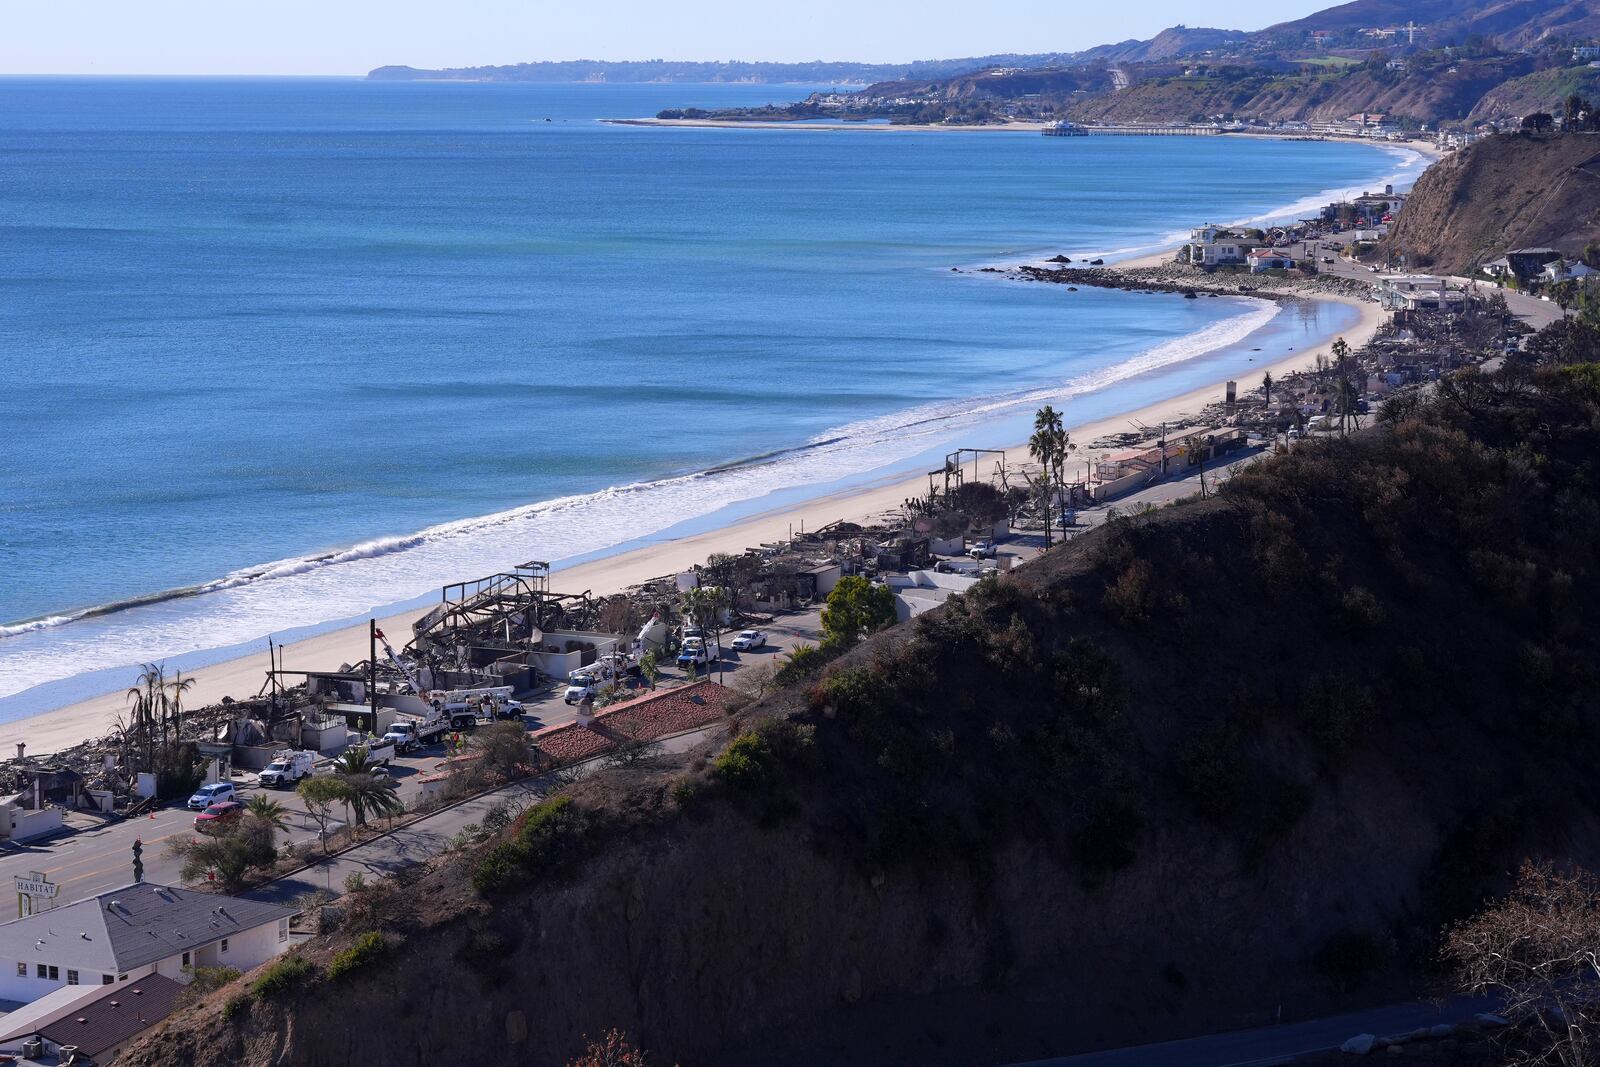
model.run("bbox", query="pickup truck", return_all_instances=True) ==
[676,640,717,670]
[259,750,316,788]
[730,630,766,651]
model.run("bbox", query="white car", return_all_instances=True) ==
[731,630,766,651]
[187,781,237,811]
[969,540,997,559]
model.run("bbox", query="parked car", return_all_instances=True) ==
[969,540,996,559]
[187,782,237,811]
[194,800,243,833]
[730,630,766,651]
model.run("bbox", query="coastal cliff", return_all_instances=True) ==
[124,364,1600,1066]
[1377,132,1600,272]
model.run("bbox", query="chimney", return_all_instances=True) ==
[1385,183,1393,196]
[15,743,23,761]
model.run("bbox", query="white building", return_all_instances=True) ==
[1184,226,1247,267]
[0,882,295,1005]
[1573,45,1600,62]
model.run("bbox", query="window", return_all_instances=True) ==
[35,964,45,979]
[118,973,128,982]
[66,970,78,986]
[14,963,23,978]
[181,951,191,968]
[220,939,229,953]
[279,918,289,943]
[102,975,113,985]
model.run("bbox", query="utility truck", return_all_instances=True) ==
[384,708,453,753]
[259,750,316,789]
[429,686,523,726]
[346,735,396,767]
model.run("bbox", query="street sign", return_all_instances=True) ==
[15,873,56,899]
[16,871,57,918]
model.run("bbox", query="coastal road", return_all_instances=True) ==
[1010,996,1496,1067]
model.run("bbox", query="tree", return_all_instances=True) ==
[297,776,344,852]
[1445,861,1600,1067]
[681,584,729,677]
[166,816,277,893]
[820,576,897,649]
[243,794,289,836]
[469,721,534,782]
[639,650,659,691]
[1521,111,1554,133]
[332,749,403,828]
[1029,405,1074,547]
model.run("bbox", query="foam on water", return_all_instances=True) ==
[0,295,1279,704]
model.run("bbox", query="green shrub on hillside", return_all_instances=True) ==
[251,953,316,998]
[471,796,595,895]
[326,931,387,981]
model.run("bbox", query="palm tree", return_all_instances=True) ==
[333,749,403,828]
[1030,405,1072,547]
[682,584,729,679]
[243,794,289,832]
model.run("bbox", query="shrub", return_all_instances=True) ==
[178,965,241,1007]
[472,796,594,895]
[714,731,773,789]
[222,992,250,1021]
[1339,586,1385,634]
[251,953,316,998]
[326,931,388,981]
[775,642,831,687]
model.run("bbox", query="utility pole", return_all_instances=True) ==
[368,618,378,735]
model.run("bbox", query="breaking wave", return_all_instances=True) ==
[0,292,1280,706]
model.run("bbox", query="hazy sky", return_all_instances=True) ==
[0,0,1334,76]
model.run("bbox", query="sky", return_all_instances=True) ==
[0,0,1337,76]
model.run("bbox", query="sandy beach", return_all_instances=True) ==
[0,285,1384,757]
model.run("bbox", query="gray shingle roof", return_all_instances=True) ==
[36,973,183,1058]
[0,884,295,975]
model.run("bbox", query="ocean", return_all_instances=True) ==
[0,78,1421,716]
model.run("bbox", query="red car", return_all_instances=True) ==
[194,800,243,833]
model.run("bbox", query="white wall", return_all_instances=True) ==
[0,960,153,1005]
[0,919,287,1005]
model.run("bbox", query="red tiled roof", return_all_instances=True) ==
[531,682,734,765]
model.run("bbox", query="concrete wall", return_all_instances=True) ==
[4,806,63,844]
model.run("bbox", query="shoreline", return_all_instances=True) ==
[608,116,1443,159]
[0,282,1384,757]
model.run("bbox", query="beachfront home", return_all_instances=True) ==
[1373,274,1467,311]
[1247,249,1296,273]
[0,883,295,1005]
[1183,226,1247,268]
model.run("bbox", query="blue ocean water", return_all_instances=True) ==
[0,78,1419,712]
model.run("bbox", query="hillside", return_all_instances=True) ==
[1070,25,1249,65]
[1256,0,1600,51]
[1377,132,1600,271]
[1064,54,1537,125]
[125,363,1600,1066]
[1468,63,1600,122]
